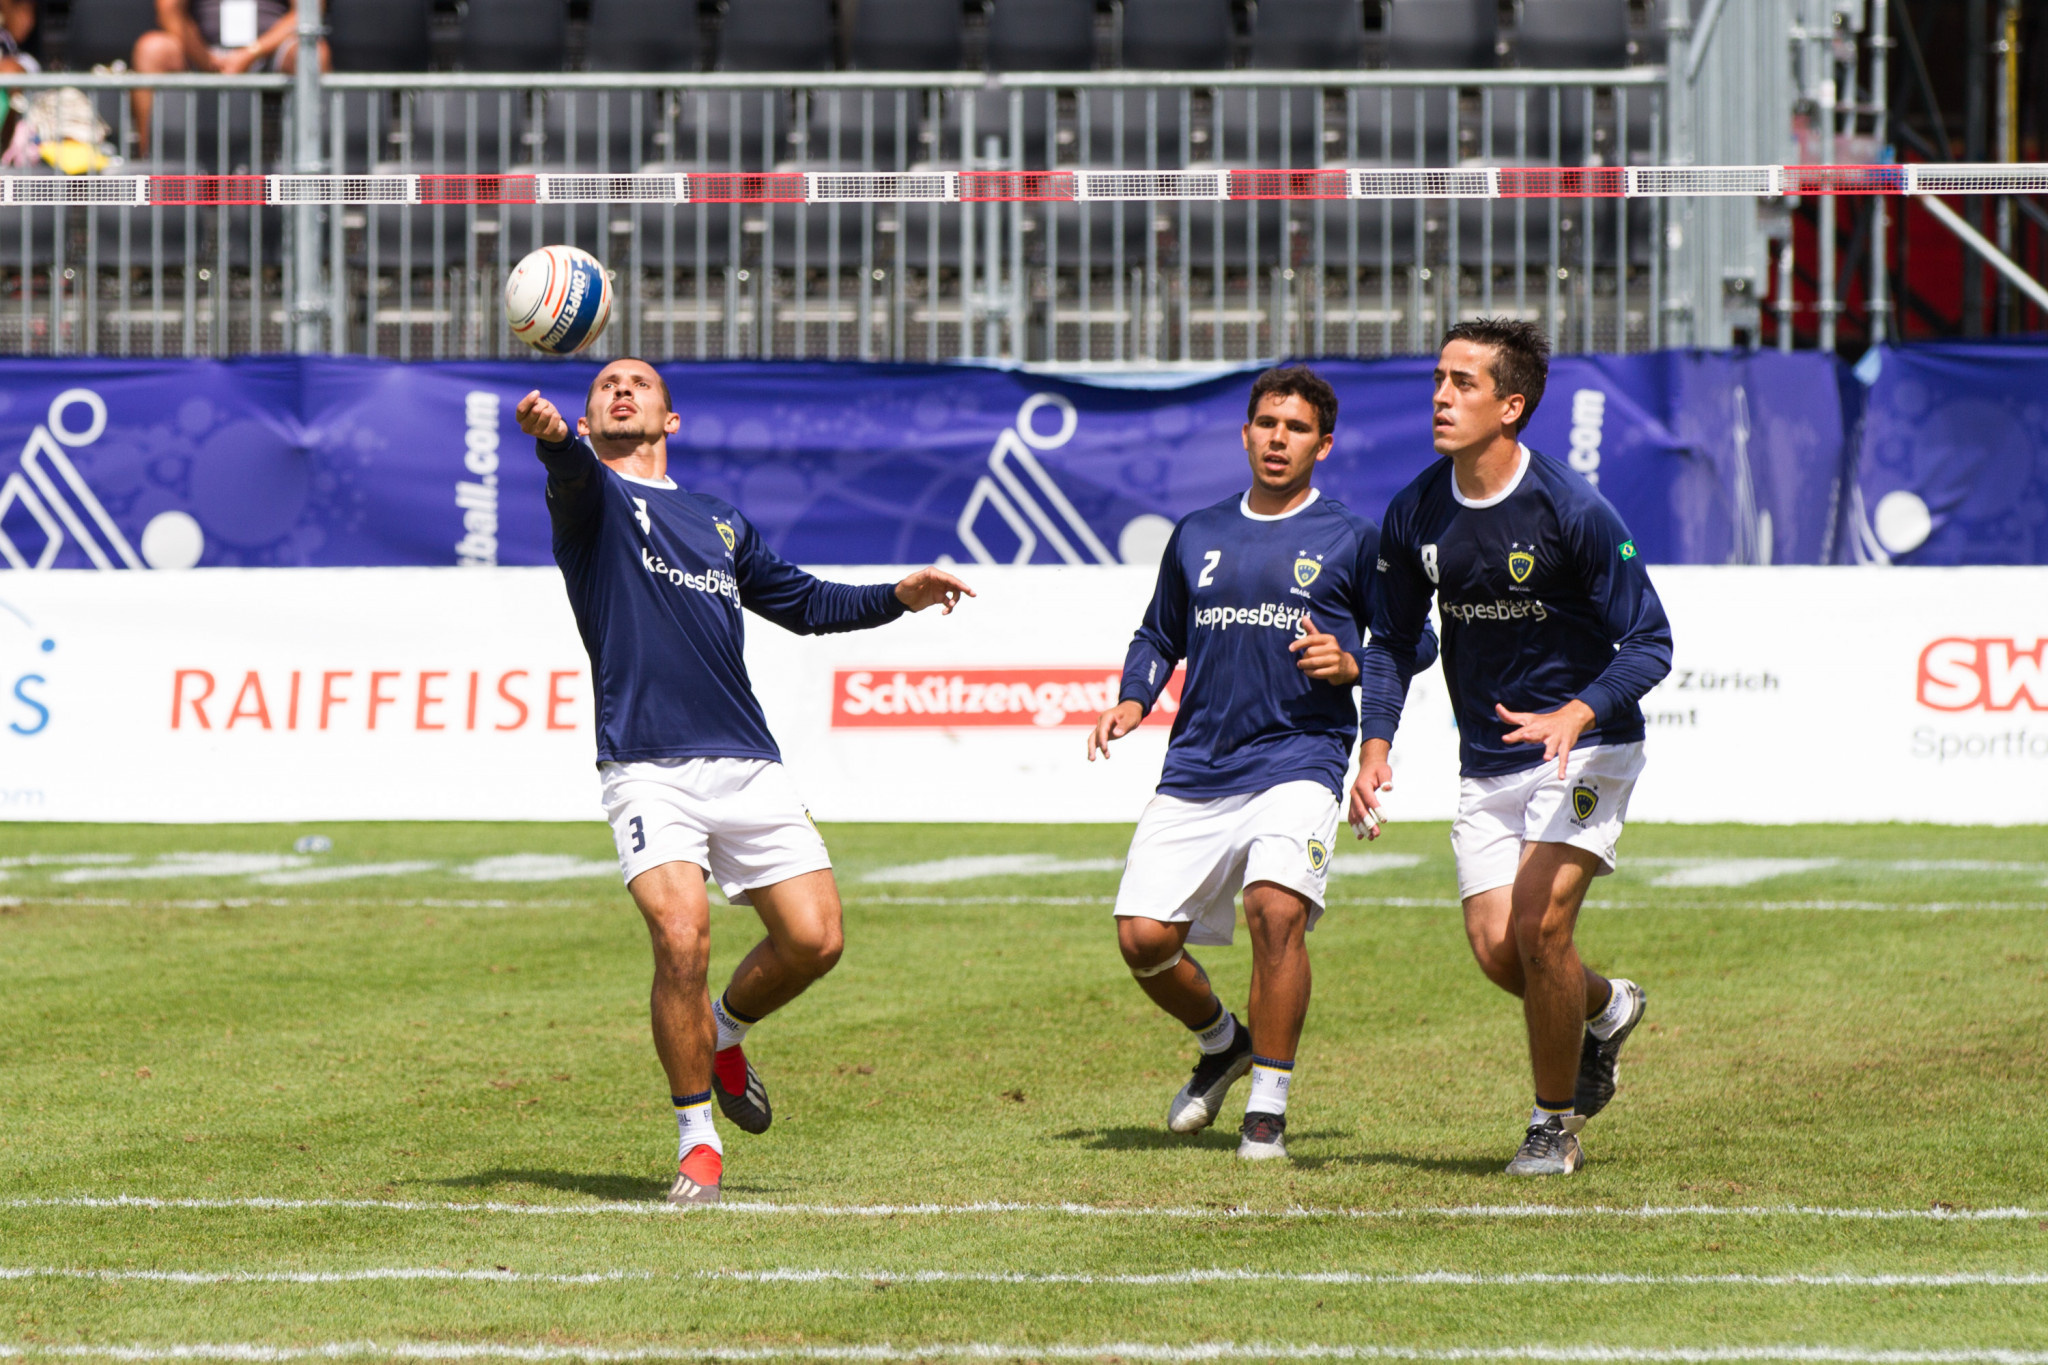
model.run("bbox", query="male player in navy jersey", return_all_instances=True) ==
[1353,319,1671,1176]
[515,360,972,1206]
[1088,366,1436,1161]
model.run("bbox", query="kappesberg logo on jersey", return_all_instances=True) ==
[639,547,740,608]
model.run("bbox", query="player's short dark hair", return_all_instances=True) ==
[1441,317,1550,433]
[1246,365,1338,438]
[586,358,673,416]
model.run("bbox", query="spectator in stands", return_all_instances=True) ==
[1,1,37,74]
[130,0,330,138]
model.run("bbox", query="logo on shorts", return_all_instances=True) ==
[1421,544,1439,584]
[714,522,736,555]
[1571,784,1599,822]
[1293,556,1322,588]
[1508,549,1535,583]
[1306,838,1329,872]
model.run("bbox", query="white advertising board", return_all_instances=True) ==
[0,565,2044,824]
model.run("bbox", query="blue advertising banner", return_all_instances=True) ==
[1849,341,2048,566]
[0,351,1861,573]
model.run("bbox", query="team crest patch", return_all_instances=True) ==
[1306,838,1329,873]
[715,522,736,553]
[1572,784,1599,821]
[1293,557,1322,588]
[1508,550,1535,583]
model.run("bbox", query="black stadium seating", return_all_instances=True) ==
[1121,0,1232,71]
[1384,0,1498,70]
[459,0,567,71]
[847,0,964,71]
[719,0,837,71]
[329,0,434,72]
[62,0,157,69]
[1517,0,1630,68]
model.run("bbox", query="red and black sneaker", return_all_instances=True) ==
[712,1045,772,1135]
[667,1143,722,1205]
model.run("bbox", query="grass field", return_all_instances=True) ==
[1,818,2046,1362]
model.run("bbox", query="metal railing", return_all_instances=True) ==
[1,66,1665,363]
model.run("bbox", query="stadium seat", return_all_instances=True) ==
[718,0,836,71]
[587,0,700,70]
[1517,0,1629,68]
[1384,0,1497,68]
[1250,0,1365,68]
[848,0,964,70]
[985,0,1096,71]
[61,0,157,69]
[328,0,434,72]
[1213,0,1363,170]
[458,0,568,71]
[1121,0,1232,69]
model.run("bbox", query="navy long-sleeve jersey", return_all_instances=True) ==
[1120,490,1437,800]
[1358,446,1673,778]
[539,434,905,765]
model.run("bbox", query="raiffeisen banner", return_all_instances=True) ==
[0,353,1855,575]
[2,565,2045,824]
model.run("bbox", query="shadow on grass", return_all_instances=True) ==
[1289,1149,1504,1176]
[1053,1126,1347,1152]
[424,1169,670,1202]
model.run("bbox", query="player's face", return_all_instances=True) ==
[1241,392,1332,494]
[1432,340,1526,456]
[581,361,678,444]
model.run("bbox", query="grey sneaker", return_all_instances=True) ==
[1505,1115,1584,1176]
[666,1146,722,1205]
[1167,1017,1254,1134]
[1236,1110,1288,1161]
[1568,979,1646,1134]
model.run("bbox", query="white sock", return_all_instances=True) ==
[1192,1004,1238,1055]
[1530,1098,1574,1127]
[1247,1056,1293,1116]
[1588,979,1637,1041]
[673,1090,723,1159]
[712,992,756,1053]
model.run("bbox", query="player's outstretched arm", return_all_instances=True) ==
[1087,700,1146,762]
[515,389,569,443]
[1347,738,1394,840]
[1494,698,1596,780]
[893,567,976,615]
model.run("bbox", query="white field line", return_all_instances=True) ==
[7,1266,2044,1291]
[253,862,442,887]
[707,1268,2048,1288]
[4,1342,2048,1364]
[1648,860,1840,889]
[5,1195,2045,1222]
[861,855,1125,883]
[0,1268,646,1285]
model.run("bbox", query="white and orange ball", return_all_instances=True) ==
[505,244,613,354]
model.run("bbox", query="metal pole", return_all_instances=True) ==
[1997,0,2019,331]
[291,0,326,354]
[1817,0,1837,352]
[1870,0,1892,343]
[1965,0,1988,334]
[1920,193,2048,315]
[1664,0,1693,347]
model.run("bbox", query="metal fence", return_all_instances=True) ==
[7,67,1667,364]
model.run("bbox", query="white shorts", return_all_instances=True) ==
[599,757,831,904]
[1113,780,1341,947]
[1451,742,1646,900]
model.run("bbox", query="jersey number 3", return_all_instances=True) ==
[1197,550,1221,587]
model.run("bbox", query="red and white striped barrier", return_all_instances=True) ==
[1,162,2042,207]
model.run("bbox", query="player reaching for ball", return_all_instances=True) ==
[516,359,974,1206]
[1352,318,1671,1176]
[1088,366,1436,1161]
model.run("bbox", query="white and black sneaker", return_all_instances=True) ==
[1166,1016,1254,1134]
[1568,979,1646,1133]
[1237,1110,1288,1161]
[1505,1114,1583,1176]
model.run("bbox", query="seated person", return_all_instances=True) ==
[130,0,330,141]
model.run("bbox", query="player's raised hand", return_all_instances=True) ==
[1087,699,1145,762]
[1495,699,1596,779]
[1348,739,1394,840]
[893,567,977,614]
[515,389,569,443]
[1289,613,1360,685]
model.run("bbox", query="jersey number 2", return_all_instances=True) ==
[1197,550,1220,587]
[628,815,646,853]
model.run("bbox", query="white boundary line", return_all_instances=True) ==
[3,1342,2048,1363]
[6,1195,2044,1222]
[5,1266,2043,1290]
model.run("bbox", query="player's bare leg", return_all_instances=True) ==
[625,860,723,1203]
[707,868,845,1136]
[1119,916,1253,1135]
[1237,881,1312,1160]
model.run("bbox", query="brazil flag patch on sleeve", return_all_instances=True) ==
[1618,540,1637,560]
